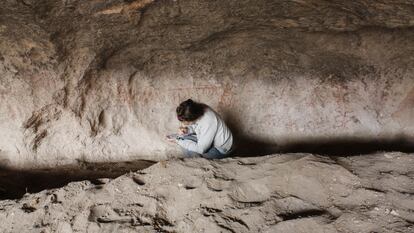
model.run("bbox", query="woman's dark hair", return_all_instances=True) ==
[176,99,207,122]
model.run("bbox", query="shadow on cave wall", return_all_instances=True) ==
[231,134,414,157]
[222,110,414,157]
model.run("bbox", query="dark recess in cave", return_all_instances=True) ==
[1,138,413,200]
[234,135,414,157]
[0,160,155,200]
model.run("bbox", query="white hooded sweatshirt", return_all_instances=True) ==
[177,107,233,154]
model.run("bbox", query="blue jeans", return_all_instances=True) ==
[179,135,228,159]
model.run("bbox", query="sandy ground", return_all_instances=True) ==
[0,152,412,233]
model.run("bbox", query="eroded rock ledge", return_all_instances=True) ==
[0,152,412,232]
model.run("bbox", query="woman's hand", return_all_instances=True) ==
[178,126,188,135]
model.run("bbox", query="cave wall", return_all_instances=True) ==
[0,0,413,168]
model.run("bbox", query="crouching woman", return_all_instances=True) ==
[168,99,234,159]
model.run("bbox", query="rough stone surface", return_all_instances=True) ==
[1,1,414,232]
[0,152,413,232]
[0,0,413,168]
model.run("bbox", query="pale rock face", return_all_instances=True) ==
[1,2,413,232]
[0,0,413,168]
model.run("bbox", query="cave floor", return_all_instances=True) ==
[0,152,413,233]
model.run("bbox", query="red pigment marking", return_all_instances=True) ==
[112,82,128,105]
[218,83,234,108]
[392,86,414,119]
[124,85,226,107]
[167,85,222,92]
